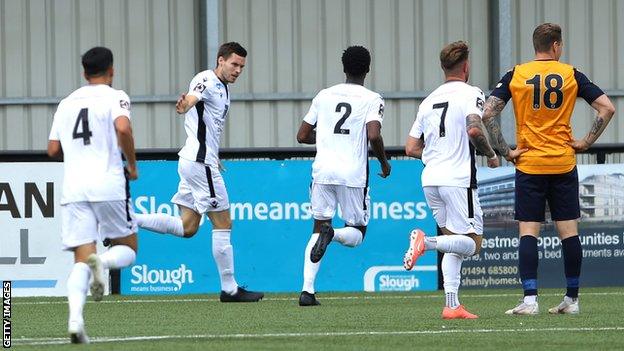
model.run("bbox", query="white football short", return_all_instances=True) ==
[423,186,483,235]
[61,200,137,250]
[310,182,370,226]
[171,158,230,213]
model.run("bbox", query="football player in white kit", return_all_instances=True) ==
[403,41,500,319]
[47,47,139,343]
[296,46,391,306]
[134,42,263,302]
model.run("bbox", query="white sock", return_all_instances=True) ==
[442,253,463,309]
[212,229,238,295]
[524,295,537,304]
[429,235,476,256]
[67,262,91,324]
[332,227,363,247]
[136,213,184,237]
[99,245,136,269]
[302,233,320,294]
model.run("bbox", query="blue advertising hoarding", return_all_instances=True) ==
[121,159,438,295]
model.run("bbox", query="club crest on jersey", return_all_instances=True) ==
[216,83,224,98]
[119,100,130,110]
[476,97,484,112]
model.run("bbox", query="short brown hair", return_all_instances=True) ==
[532,23,562,53]
[216,42,247,66]
[439,41,469,72]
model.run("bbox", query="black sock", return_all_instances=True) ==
[519,236,538,296]
[562,236,582,298]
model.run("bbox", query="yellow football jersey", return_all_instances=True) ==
[491,60,603,174]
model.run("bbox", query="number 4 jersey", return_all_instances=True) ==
[409,81,485,189]
[49,84,131,204]
[490,60,604,174]
[304,83,384,188]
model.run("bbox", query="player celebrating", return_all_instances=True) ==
[296,45,391,306]
[404,41,501,319]
[48,47,140,343]
[483,23,615,315]
[134,42,263,302]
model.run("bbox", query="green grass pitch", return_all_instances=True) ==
[10,287,624,350]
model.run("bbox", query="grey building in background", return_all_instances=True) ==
[1,0,622,152]
[579,173,624,222]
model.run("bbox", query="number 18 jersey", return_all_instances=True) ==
[303,83,384,188]
[49,84,131,204]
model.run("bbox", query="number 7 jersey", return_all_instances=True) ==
[49,84,131,204]
[409,81,485,188]
[303,83,384,188]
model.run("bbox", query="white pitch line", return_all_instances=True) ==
[13,291,624,306]
[13,327,624,346]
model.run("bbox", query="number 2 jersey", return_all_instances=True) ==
[490,60,604,174]
[409,81,486,189]
[304,83,384,188]
[49,84,131,204]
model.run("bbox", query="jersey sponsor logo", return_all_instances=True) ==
[119,100,130,110]
[476,97,484,112]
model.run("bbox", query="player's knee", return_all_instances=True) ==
[183,225,199,238]
[470,236,481,255]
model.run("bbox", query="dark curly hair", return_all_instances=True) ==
[82,47,113,77]
[342,46,371,77]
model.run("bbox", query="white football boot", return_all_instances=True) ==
[86,253,105,302]
[505,299,539,315]
[68,320,90,344]
[548,296,579,314]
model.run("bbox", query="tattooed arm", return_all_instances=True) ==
[481,96,511,157]
[466,114,496,158]
[467,114,499,168]
[568,94,616,151]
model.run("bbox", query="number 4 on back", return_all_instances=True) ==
[72,108,92,145]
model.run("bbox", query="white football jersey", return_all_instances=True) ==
[304,83,384,187]
[409,81,485,188]
[178,70,229,166]
[49,84,131,204]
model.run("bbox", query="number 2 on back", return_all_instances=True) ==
[334,102,352,135]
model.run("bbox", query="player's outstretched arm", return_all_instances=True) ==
[466,114,499,168]
[175,94,199,115]
[568,94,616,152]
[114,116,138,180]
[296,121,316,144]
[367,121,390,178]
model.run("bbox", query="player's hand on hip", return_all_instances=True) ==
[504,147,528,164]
[125,165,138,180]
[487,156,500,168]
[379,161,391,178]
[567,139,590,152]
[175,94,187,114]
